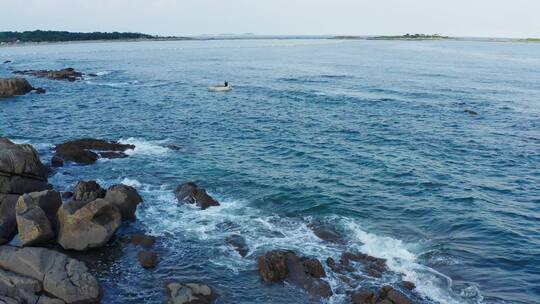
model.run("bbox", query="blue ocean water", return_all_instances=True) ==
[1,39,539,304]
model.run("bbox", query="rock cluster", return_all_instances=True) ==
[351,285,412,304]
[13,68,84,82]
[166,282,216,304]
[257,250,332,299]
[54,138,135,165]
[0,138,50,244]
[0,246,101,303]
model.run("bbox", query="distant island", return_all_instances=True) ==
[0,30,189,44]
[334,34,449,40]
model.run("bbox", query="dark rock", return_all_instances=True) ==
[166,282,217,304]
[464,109,478,115]
[130,234,156,248]
[54,138,134,165]
[174,182,219,210]
[257,250,332,298]
[86,73,98,77]
[377,285,412,304]
[308,223,344,243]
[34,87,46,94]
[0,138,49,194]
[402,281,416,291]
[104,184,143,221]
[3,60,11,64]
[225,234,248,257]
[51,156,64,168]
[13,68,84,81]
[340,251,388,278]
[62,191,73,199]
[137,250,159,268]
[73,180,106,202]
[57,198,121,250]
[0,194,19,244]
[0,246,101,303]
[351,288,376,304]
[0,78,33,98]
[165,144,182,151]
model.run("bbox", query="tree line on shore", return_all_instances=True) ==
[0,30,156,43]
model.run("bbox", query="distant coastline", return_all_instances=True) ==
[1,30,539,47]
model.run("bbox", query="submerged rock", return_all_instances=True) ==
[464,109,478,115]
[402,281,416,291]
[73,180,106,202]
[104,184,143,221]
[308,222,344,243]
[174,182,219,210]
[137,250,159,268]
[257,250,332,298]
[57,198,121,250]
[54,138,134,165]
[0,78,33,98]
[13,68,84,81]
[130,234,156,248]
[351,285,412,304]
[0,246,101,303]
[166,282,216,304]
[225,234,249,257]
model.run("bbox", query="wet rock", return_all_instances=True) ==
[379,285,412,304]
[0,78,33,98]
[51,156,64,168]
[0,138,49,195]
[0,194,20,245]
[130,234,156,248]
[54,138,134,165]
[73,180,106,202]
[351,288,376,304]
[104,184,143,221]
[165,144,182,151]
[3,60,11,64]
[308,223,344,243]
[225,234,248,257]
[34,87,46,94]
[464,109,478,115]
[257,250,332,298]
[340,251,388,278]
[137,250,159,268]
[402,281,416,291]
[0,246,101,303]
[57,198,121,250]
[174,182,219,210]
[166,282,216,304]
[13,68,84,81]
[15,192,61,246]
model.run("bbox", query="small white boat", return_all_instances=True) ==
[208,82,232,92]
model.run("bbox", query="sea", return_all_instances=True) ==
[1,39,539,304]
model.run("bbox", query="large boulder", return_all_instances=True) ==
[72,181,106,203]
[15,191,61,246]
[57,199,121,251]
[174,183,219,210]
[104,184,143,221]
[165,282,216,304]
[0,138,49,195]
[13,68,84,82]
[54,138,134,165]
[0,78,33,98]
[257,250,332,298]
[0,268,64,304]
[0,246,100,303]
[0,194,19,244]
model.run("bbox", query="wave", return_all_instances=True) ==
[118,137,171,156]
[123,179,483,304]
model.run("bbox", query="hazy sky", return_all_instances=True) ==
[1,0,539,38]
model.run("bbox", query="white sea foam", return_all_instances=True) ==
[118,179,481,304]
[96,71,111,76]
[118,137,170,156]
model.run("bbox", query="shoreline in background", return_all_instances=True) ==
[1,35,539,48]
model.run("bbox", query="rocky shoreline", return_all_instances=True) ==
[0,136,419,304]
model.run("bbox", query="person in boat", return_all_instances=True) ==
[224,81,229,87]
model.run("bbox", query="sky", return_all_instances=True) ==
[1,0,539,38]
